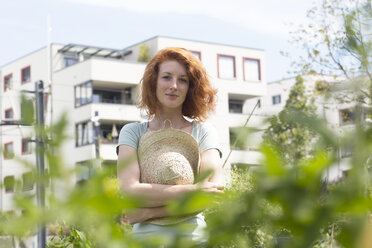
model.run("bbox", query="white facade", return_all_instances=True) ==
[0,36,267,213]
[246,75,354,182]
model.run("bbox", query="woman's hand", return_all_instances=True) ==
[196,181,224,193]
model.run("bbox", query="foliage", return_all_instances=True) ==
[47,227,93,248]
[137,43,151,63]
[288,0,372,79]
[0,94,371,248]
[1,1,372,247]
[207,116,372,247]
[263,75,317,166]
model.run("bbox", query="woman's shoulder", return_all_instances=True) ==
[193,120,215,133]
[117,122,148,152]
[120,122,148,137]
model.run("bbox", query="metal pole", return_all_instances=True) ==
[0,69,3,212]
[222,100,259,168]
[92,111,100,175]
[35,80,46,248]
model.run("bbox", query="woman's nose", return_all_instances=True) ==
[169,78,177,89]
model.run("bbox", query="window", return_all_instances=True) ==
[4,176,15,193]
[99,123,124,143]
[75,81,93,107]
[190,50,201,60]
[21,66,31,83]
[123,87,133,104]
[229,128,247,150]
[4,142,14,159]
[21,97,35,124]
[75,160,94,185]
[93,89,122,104]
[229,99,243,113]
[257,99,261,108]
[4,74,13,91]
[64,54,79,67]
[22,172,34,191]
[76,121,94,147]
[243,58,261,81]
[272,95,281,105]
[339,108,355,125]
[218,55,236,79]
[22,138,32,155]
[4,108,14,119]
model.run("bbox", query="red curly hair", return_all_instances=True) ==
[138,47,217,121]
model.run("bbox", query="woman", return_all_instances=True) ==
[117,47,224,246]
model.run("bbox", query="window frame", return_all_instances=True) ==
[3,73,13,92]
[21,66,31,84]
[75,81,93,108]
[4,176,15,193]
[228,98,244,114]
[229,127,247,150]
[272,95,281,105]
[257,99,261,108]
[22,137,32,155]
[22,171,34,191]
[4,142,14,159]
[217,54,236,80]
[242,57,261,81]
[189,50,202,61]
[63,54,79,68]
[75,120,95,147]
[4,108,14,119]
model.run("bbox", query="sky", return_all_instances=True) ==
[0,0,317,82]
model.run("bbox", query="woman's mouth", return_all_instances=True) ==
[166,93,178,98]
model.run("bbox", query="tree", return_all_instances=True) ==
[288,0,371,100]
[263,76,317,166]
[137,43,151,62]
[289,0,371,77]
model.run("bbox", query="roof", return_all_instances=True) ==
[58,44,132,59]
[123,35,265,52]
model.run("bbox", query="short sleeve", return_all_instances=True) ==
[116,123,146,155]
[197,122,223,158]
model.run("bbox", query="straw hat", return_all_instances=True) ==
[137,125,200,225]
[138,128,200,185]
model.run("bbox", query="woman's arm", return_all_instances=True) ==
[123,207,168,224]
[120,148,224,224]
[199,148,225,185]
[117,145,222,208]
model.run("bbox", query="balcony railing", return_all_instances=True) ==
[100,138,118,144]
[92,96,134,105]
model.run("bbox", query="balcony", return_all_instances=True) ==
[227,113,267,128]
[100,143,118,161]
[74,103,141,123]
[217,80,266,101]
[228,149,263,166]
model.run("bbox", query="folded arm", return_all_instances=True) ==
[118,145,224,224]
[118,145,221,208]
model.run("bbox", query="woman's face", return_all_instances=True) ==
[156,60,189,112]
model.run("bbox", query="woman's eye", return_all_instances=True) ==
[162,76,170,79]
[179,78,188,83]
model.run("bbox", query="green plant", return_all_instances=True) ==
[47,227,93,248]
[263,75,317,166]
[137,43,151,62]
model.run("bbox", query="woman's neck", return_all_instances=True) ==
[149,111,191,131]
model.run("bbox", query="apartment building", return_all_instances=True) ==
[0,36,267,214]
[246,75,356,182]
